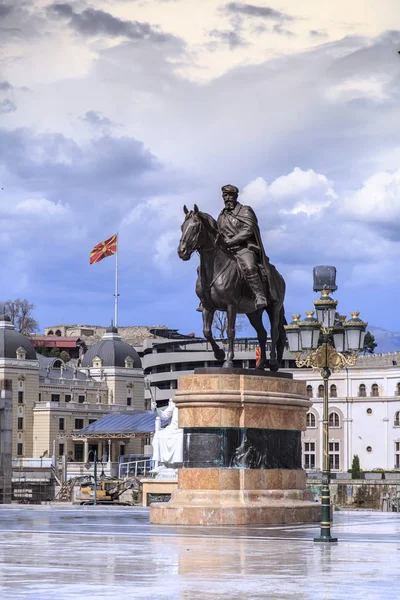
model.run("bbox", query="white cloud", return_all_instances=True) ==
[341,169,400,225]
[325,76,391,103]
[241,168,336,216]
[154,230,180,267]
[15,198,69,217]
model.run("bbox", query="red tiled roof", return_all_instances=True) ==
[31,336,81,348]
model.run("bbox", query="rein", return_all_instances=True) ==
[188,212,233,301]
[196,239,231,291]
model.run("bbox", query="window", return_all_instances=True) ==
[329,412,340,427]
[396,383,400,397]
[51,394,60,402]
[396,442,400,469]
[59,418,65,431]
[306,385,313,398]
[127,398,132,406]
[78,395,85,404]
[359,384,366,397]
[318,384,324,398]
[329,441,340,470]
[74,443,84,461]
[17,417,23,430]
[65,394,71,403]
[303,442,316,469]
[38,393,41,402]
[330,384,337,398]
[59,443,64,456]
[88,419,97,425]
[74,418,84,430]
[367,408,373,415]
[366,446,372,453]
[18,391,24,404]
[306,412,316,428]
[371,384,379,397]
[395,411,400,427]
[17,443,23,457]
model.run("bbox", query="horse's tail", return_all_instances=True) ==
[277,306,287,365]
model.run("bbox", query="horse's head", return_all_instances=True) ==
[178,204,208,261]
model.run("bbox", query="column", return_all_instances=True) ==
[83,440,88,463]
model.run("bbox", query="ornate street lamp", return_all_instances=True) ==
[85,449,98,506]
[285,266,367,543]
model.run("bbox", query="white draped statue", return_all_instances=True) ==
[151,399,183,473]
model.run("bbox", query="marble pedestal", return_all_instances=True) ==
[150,369,320,526]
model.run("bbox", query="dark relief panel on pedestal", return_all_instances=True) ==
[183,428,301,470]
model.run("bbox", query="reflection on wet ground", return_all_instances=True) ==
[0,506,399,599]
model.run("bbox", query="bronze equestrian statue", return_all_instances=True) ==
[177,185,287,371]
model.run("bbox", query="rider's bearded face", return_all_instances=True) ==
[223,192,238,211]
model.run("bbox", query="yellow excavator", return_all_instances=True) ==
[75,478,139,505]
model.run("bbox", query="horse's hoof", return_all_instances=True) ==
[269,360,279,372]
[223,360,234,368]
[214,348,226,362]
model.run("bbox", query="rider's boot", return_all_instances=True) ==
[246,273,268,310]
[196,302,203,312]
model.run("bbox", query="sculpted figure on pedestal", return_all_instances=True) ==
[178,185,287,371]
[151,398,183,477]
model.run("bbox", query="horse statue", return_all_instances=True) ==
[177,204,287,371]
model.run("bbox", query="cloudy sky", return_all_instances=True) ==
[1,0,400,336]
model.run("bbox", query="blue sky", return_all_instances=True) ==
[1,1,400,335]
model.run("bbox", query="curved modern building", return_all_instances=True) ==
[137,328,296,405]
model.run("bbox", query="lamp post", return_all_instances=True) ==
[285,266,367,543]
[85,449,98,506]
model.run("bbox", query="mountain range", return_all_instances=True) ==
[369,327,400,354]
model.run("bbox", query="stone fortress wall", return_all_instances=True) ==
[45,324,169,347]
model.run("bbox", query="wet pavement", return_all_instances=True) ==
[0,505,399,599]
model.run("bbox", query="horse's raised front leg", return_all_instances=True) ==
[202,307,226,363]
[224,305,237,368]
[246,309,268,370]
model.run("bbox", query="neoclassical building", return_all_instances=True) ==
[298,352,400,474]
[0,316,144,461]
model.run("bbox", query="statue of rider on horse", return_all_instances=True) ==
[178,185,287,371]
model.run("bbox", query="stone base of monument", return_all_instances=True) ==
[141,478,178,507]
[150,369,320,526]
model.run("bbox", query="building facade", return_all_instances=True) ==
[0,317,145,462]
[298,353,400,474]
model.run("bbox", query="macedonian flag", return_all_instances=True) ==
[90,234,118,264]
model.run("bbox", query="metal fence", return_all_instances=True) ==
[119,458,152,479]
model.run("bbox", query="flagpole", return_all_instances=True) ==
[114,234,119,327]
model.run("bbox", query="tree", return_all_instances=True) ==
[212,310,246,339]
[35,345,50,357]
[363,331,377,354]
[0,298,38,333]
[60,351,70,363]
[350,454,361,479]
